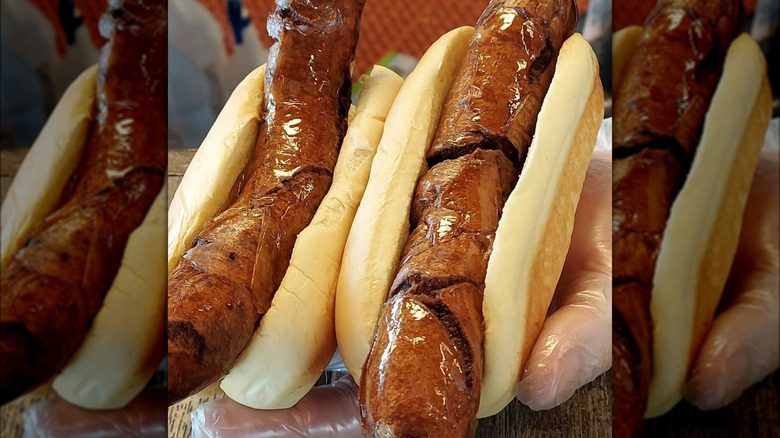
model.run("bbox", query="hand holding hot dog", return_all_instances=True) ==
[517,151,612,411]
[686,150,779,410]
[190,150,615,436]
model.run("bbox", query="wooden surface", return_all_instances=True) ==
[646,372,780,437]
[0,148,25,201]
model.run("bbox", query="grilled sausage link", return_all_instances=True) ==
[612,0,742,435]
[167,0,365,403]
[360,1,576,435]
[0,0,166,404]
[427,0,576,166]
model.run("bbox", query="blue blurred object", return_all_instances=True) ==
[0,46,46,148]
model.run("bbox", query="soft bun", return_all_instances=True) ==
[334,26,474,381]
[167,64,267,273]
[53,186,167,409]
[222,66,403,409]
[647,33,773,417]
[1,65,97,270]
[479,33,604,417]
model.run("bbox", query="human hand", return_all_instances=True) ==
[685,151,779,410]
[191,376,362,438]
[515,150,613,410]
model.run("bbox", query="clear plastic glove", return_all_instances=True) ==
[191,376,361,438]
[516,150,612,410]
[686,151,779,410]
[22,387,167,438]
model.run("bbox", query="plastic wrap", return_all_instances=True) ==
[22,388,166,438]
[192,377,361,438]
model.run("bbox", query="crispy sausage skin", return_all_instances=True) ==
[427,0,576,166]
[611,0,742,435]
[360,1,577,436]
[167,0,366,403]
[0,0,166,404]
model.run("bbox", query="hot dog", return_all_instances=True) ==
[166,0,373,404]
[612,0,773,435]
[332,0,604,435]
[0,0,166,408]
[169,57,401,411]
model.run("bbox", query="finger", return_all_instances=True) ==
[516,153,612,410]
[516,273,612,410]
[685,273,779,410]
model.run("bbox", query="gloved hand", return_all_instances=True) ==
[191,376,362,438]
[190,152,616,434]
[23,387,167,438]
[685,151,779,410]
[515,150,612,410]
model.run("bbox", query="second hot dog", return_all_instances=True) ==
[335,0,605,435]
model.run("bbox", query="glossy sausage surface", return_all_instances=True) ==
[0,0,166,404]
[611,0,742,435]
[167,0,365,403]
[360,1,577,435]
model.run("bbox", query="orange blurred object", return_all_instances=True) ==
[27,0,108,55]
[197,0,235,56]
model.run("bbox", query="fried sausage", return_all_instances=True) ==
[612,0,743,434]
[0,0,166,404]
[360,1,577,435]
[167,0,365,403]
[427,0,577,165]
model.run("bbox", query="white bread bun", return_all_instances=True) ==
[0,64,97,270]
[612,26,642,93]
[52,185,167,409]
[221,66,403,409]
[479,33,604,417]
[167,64,267,273]
[646,33,773,417]
[334,26,474,381]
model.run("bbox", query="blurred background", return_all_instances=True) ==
[1,0,776,150]
[0,0,106,148]
[167,0,609,149]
